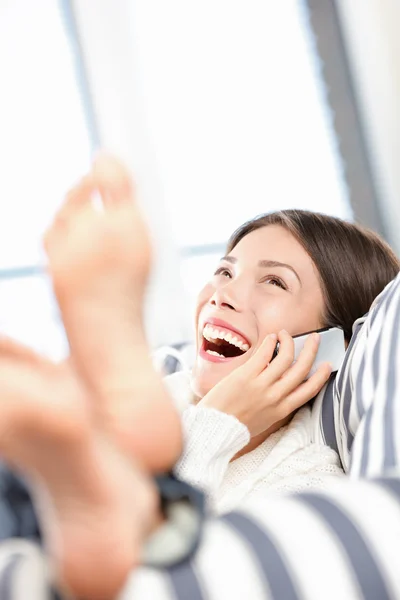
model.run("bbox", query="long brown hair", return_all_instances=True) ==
[227,210,400,340]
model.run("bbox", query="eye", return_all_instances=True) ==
[214,267,232,279]
[262,276,287,290]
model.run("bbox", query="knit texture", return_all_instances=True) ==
[167,371,344,515]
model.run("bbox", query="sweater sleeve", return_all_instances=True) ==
[174,405,250,497]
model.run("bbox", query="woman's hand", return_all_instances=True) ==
[199,330,332,438]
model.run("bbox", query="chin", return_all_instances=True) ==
[191,361,230,399]
[190,372,213,399]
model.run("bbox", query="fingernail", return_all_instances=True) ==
[279,329,288,335]
[269,333,277,341]
[312,332,320,342]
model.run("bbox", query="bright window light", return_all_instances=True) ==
[129,0,352,309]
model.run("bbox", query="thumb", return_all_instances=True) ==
[242,333,277,376]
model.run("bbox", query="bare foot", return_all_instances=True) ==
[44,153,182,472]
[0,337,159,600]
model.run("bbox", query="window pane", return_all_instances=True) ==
[0,0,93,353]
[129,0,352,251]
[0,273,68,360]
[0,0,92,269]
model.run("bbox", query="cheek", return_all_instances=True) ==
[256,294,323,339]
[194,283,214,331]
[256,301,290,337]
[255,295,309,338]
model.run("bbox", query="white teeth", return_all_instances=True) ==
[202,324,250,352]
[206,349,224,357]
[203,326,214,342]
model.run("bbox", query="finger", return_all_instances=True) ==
[91,152,135,207]
[269,332,320,397]
[280,362,332,416]
[241,333,277,376]
[259,329,295,383]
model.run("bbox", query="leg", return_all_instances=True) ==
[44,154,182,472]
[0,154,183,597]
[0,337,159,600]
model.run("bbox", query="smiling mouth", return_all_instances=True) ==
[202,323,250,359]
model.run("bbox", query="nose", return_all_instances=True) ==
[209,279,245,312]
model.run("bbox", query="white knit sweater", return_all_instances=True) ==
[165,371,344,515]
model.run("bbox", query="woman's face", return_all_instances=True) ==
[191,225,325,398]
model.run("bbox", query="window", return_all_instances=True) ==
[129,0,352,313]
[0,0,93,357]
[0,1,356,353]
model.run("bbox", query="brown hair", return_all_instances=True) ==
[227,210,400,341]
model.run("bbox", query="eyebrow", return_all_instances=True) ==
[220,256,302,285]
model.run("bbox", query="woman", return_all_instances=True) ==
[0,154,398,599]
[165,210,400,513]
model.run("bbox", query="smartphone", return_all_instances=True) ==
[272,326,346,380]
